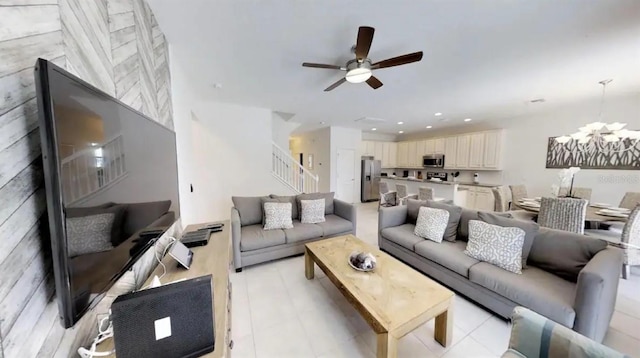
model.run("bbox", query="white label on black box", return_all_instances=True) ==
[154,316,172,340]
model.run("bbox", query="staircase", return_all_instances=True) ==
[272,142,318,193]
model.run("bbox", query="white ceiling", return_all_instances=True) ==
[149,0,640,135]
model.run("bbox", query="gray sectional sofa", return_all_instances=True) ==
[378,200,622,342]
[231,193,356,272]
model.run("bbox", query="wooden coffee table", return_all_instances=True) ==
[305,235,454,358]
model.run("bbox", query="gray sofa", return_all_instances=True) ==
[231,193,356,272]
[378,201,622,342]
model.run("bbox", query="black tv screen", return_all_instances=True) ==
[35,59,180,328]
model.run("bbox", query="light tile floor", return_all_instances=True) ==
[230,202,640,358]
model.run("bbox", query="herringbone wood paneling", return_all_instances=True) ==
[0,0,173,356]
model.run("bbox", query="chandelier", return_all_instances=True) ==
[555,80,640,153]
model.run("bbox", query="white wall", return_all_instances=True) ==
[290,128,331,192]
[272,112,300,150]
[171,57,296,224]
[330,126,362,203]
[362,132,397,141]
[398,93,640,203]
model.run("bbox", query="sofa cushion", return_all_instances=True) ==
[414,240,480,278]
[296,192,335,218]
[315,214,352,237]
[458,209,512,241]
[407,199,462,243]
[269,195,298,220]
[233,196,266,226]
[528,227,608,282]
[240,224,286,251]
[381,224,423,251]
[284,221,323,243]
[469,263,576,327]
[478,212,539,268]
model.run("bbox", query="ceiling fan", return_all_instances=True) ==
[302,26,423,92]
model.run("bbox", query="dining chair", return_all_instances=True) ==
[620,192,640,210]
[492,186,511,212]
[537,197,588,234]
[585,205,639,279]
[558,187,593,201]
[418,187,434,201]
[509,185,528,209]
[395,184,417,205]
[378,182,395,209]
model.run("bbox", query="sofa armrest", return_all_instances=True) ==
[378,205,407,246]
[334,199,356,235]
[507,307,626,358]
[573,247,623,342]
[231,208,242,270]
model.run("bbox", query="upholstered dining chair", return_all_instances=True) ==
[492,186,512,212]
[558,187,593,201]
[585,205,640,279]
[378,182,396,209]
[379,181,389,195]
[537,197,588,234]
[395,184,417,205]
[620,192,640,210]
[418,187,434,201]
[509,185,528,210]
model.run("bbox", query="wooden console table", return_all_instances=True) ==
[96,221,232,357]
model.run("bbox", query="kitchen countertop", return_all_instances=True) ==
[380,177,501,188]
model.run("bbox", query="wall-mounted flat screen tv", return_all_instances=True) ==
[34,58,181,328]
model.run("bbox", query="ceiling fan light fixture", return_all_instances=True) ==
[345,67,372,83]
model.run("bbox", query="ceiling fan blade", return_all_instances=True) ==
[302,62,344,70]
[355,26,375,61]
[371,51,423,69]
[366,76,383,89]
[324,77,347,92]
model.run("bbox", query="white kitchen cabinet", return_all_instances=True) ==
[458,185,495,211]
[366,141,376,157]
[374,142,384,161]
[388,142,397,168]
[397,142,409,167]
[434,138,445,154]
[416,140,426,165]
[468,133,485,168]
[483,130,503,169]
[407,141,417,167]
[424,139,435,155]
[444,137,457,169]
[359,141,368,156]
[456,135,471,169]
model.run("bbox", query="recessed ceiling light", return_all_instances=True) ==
[464,118,472,122]
[211,83,223,89]
[371,128,377,131]
[426,125,432,129]
[320,121,326,124]
[397,121,404,125]
[434,112,442,116]
[398,130,404,134]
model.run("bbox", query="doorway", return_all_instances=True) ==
[336,149,356,203]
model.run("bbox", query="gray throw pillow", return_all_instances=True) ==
[407,199,462,242]
[232,196,266,226]
[465,220,526,274]
[414,207,450,243]
[478,212,540,268]
[263,202,294,230]
[296,192,335,218]
[269,195,298,219]
[300,199,326,224]
[66,213,115,257]
[528,227,608,282]
[458,209,512,241]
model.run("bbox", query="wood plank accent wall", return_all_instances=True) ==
[0,0,174,356]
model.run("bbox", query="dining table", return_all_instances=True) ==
[516,199,629,223]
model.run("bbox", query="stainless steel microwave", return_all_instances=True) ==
[423,154,445,168]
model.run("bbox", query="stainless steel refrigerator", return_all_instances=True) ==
[361,157,381,202]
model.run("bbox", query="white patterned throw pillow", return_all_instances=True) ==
[465,220,525,274]
[414,206,450,243]
[263,202,293,230]
[301,199,326,224]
